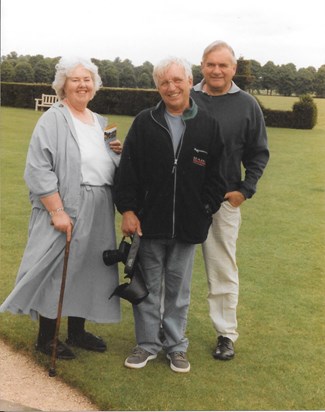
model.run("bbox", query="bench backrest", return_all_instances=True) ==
[42,94,58,104]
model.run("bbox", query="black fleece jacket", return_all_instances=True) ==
[115,99,226,244]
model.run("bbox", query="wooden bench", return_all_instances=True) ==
[35,94,59,111]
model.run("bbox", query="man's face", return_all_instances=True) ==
[201,48,237,95]
[157,63,192,115]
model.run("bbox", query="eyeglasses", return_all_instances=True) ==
[159,78,185,89]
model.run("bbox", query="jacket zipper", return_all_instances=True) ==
[151,112,186,238]
[171,128,185,237]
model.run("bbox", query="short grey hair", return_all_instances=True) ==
[202,41,237,65]
[52,56,102,100]
[152,57,193,88]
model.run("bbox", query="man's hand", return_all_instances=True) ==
[224,191,246,207]
[109,139,123,154]
[121,211,142,237]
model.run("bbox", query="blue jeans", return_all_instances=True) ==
[133,238,196,354]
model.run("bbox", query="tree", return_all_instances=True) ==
[103,63,119,87]
[248,60,262,93]
[119,66,136,87]
[29,54,45,69]
[294,67,316,96]
[1,60,15,81]
[119,59,137,87]
[45,57,60,82]
[234,58,254,91]
[314,65,325,97]
[141,61,154,75]
[137,72,152,88]
[13,62,34,82]
[276,63,297,96]
[34,60,52,83]
[134,61,155,88]
[261,61,278,95]
[192,65,202,85]
[1,50,324,97]
[2,51,18,62]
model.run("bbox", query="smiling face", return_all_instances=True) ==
[63,65,95,109]
[157,63,193,115]
[201,47,237,96]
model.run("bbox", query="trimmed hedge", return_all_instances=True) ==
[1,83,55,108]
[1,83,317,129]
[256,95,317,129]
[1,82,160,116]
[88,87,160,116]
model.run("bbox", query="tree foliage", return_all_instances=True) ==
[314,65,325,97]
[260,61,278,95]
[13,62,34,82]
[1,51,324,97]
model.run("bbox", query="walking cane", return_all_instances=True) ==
[49,235,71,377]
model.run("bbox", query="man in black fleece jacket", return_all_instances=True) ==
[116,57,226,373]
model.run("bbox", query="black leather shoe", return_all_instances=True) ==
[66,331,107,352]
[213,336,235,360]
[36,339,75,360]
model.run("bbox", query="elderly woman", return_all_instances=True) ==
[0,57,121,359]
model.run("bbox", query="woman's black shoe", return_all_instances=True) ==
[36,339,76,360]
[66,331,107,352]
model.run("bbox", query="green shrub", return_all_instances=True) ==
[256,94,317,129]
[292,94,318,129]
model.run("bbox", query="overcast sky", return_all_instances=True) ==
[1,0,325,70]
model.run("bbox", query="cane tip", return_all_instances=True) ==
[49,368,56,377]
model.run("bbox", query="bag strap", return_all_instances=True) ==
[124,233,140,276]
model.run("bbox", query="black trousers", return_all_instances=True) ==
[37,316,85,344]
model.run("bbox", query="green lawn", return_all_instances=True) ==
[0,99,324,411]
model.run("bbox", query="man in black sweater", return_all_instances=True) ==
[191,40,270,361]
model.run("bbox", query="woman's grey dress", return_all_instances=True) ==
[0,103,121,323]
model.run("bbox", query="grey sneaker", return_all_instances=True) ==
[167,351,190,373]
[124,346,157,369]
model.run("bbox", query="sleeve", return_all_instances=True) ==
[115,120,140,214]
[241,101,270,199]
[203,120,227,214]
[24,112,60,198]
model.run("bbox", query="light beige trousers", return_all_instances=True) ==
[202,201,241,343]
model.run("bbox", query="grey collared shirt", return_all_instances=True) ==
[193,80,240,95]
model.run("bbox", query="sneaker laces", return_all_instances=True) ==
[132,346,149,355]
[172,351,187,360]
[217,336,232,349]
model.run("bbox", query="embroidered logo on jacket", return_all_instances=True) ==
[193,148,207,167]
[193,156,206,167]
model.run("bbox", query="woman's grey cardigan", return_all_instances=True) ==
[24,102,117,216]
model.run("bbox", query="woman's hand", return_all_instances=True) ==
[51,211,73,241]
[109,139,123,154]
[40,193,73,241]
